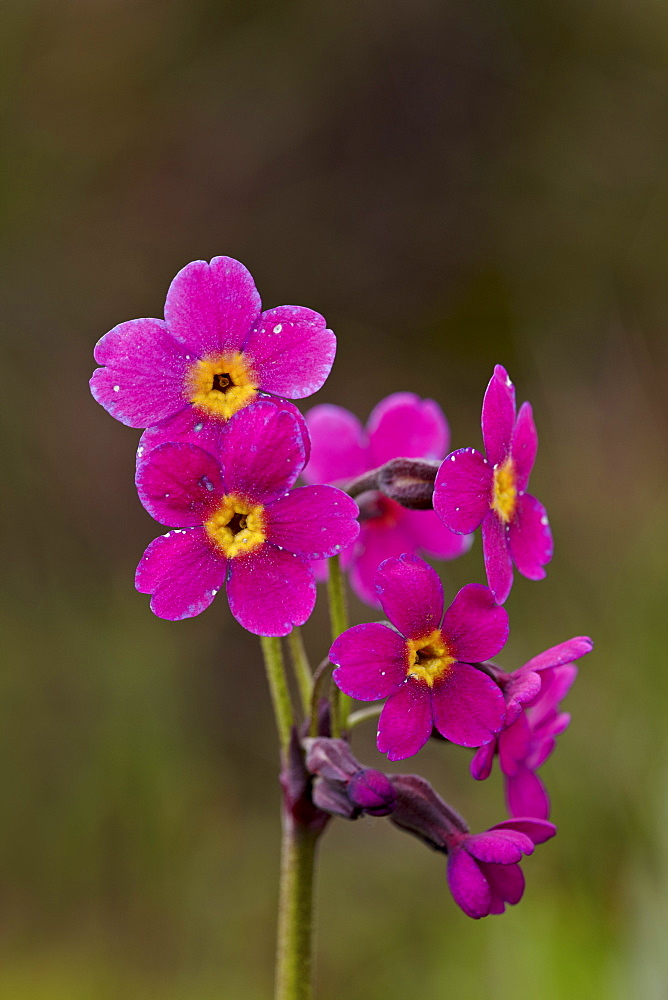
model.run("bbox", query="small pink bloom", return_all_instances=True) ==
[303,394,469,606]
[330,554,507,761]
[90,256,335,454]
[470,637,593,818]
[433,365,553,603]
[134,402,359,636]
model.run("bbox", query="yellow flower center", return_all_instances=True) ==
[186,351,258,420]
[406,629,455,687]
[491,457,517,523]
[204,495,266,557]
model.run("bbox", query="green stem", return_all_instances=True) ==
[348,703,384,729]
[327,555,351,734]
[287,628,313,717]
[260,635,293,753]
[274,813,319,1000]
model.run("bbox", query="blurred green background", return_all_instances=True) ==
[2,0,668,997]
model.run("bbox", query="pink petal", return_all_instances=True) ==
[470,741,496,781]
[221,401,306,503]
[503,670,542,721]
[302,404,369,484]
[243,306,335,398]
[90,319,190,428]
[498,714,531,777]
[265,485,359,558]
[433,448,493,534]
[509,493,553,580]
[482,512,513,604]
[465,829,534,864]
[375,554,444,640]
[136,442,223,526]
[440,583,509,663]
[481,364,515,467]
[163,257,261,355]
[431,663,506,747]
[492,817,556,844]
[482,861,525,908]
[377,680,434,761]
[447,849,492,919]
[400,508,472,560]
[506,769,551,819]
[135,526,227,620]
[529,664,578,723]
[368,393,449,466]
[226,544,315,636]
[521,636,593,675]
[511,401,538,492]
[348,517,414,607]
[330,624,409,701]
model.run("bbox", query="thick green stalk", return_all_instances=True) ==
[287,628,313,716]
[260,635,293,753]
[274,814,319,1000]
[327,555,351,734]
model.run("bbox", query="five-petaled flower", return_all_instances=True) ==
[330,554,508,760]
[471,636,592,818]
[302,393,469,606]
[90,256,335,455]
[433,364,553,604]
[134,401,359,635]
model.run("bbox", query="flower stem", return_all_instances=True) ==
[274,813,319,1000]
[287,628,313,716]
[347,703,384,728]
[327,555,351,734]
[261,635,293,753]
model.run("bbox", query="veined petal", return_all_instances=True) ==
[135,526,227,620]
[221,402,306,503]
[481,364,515,466]
[375,554,444,640]
[226,544,315,636]
[164,257,261,355]
[431,663,506,747]
[303,404,368,485]
[265,485,359,558]
[368,393,449,466]
[482,512,513,604]
[441,583,508,663]
[376,680,433,761]
[433,449,493,534]
[91,319,190,428]
[243,305,335,398]
[447,849,492,919]
[136,442,224,526]
[509,493,553,580]
[511,401,538,492]
[330,624,408,701]
[400,508,472,560]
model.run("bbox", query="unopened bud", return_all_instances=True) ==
[348,769,396,816]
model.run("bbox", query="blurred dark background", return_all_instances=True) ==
[2,1,668,997]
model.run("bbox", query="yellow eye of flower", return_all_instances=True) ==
[406,630,455,687]
[204,495,266,557]
[186,352,258,420]
[491,458,517,523]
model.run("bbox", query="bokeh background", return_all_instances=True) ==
[2,0,668,997]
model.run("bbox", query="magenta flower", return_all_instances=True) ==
[134,401,359,635]
[446,818,556,918]
[90,256,335,452]
[302,393,469,606]
[433,364,553,604]
[329,554,508,760]
[471,637,592,818]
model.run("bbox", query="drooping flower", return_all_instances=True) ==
[471,637,592,818]
[389,773,556,918]
[302,393,469,605]
[134,401,359,635]
[329,554,507,760]
[90,256,335,454]
[433,364,553,604]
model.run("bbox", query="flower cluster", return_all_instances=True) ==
[91,256,592,921]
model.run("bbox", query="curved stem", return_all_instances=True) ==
[287,628,313,717]
[274,814,319,1000]
[348,703,384,729]
[327,555,350,735]
[260,635,293,753]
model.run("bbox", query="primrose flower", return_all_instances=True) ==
[90,256,335,452]
[389,773,556,918]
[134,402,359,635]
[330,554,508,760]
[302,393,469,606]
[433,364,552,604]
[471,637,592,818]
